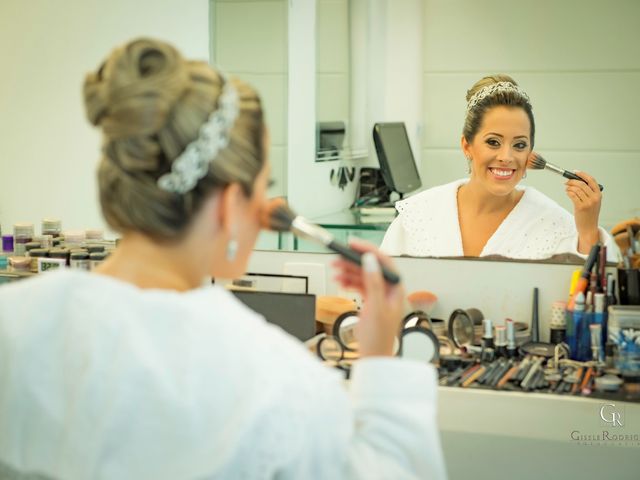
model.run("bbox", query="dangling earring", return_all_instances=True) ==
[466,156,472,174]
[226,238,238,262]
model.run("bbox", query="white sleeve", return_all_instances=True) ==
[276,354,447,480]
[344,359,447,479]
[380,216,407,256]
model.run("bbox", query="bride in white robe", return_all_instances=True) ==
[381,75,616,261]
[381,178,617,260]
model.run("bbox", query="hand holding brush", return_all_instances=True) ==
[528,152,604,254]
[261,197,401,285]
[527,152,603,191]
[332,239,406,357]
[260,198,404,356]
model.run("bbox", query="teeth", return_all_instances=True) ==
[490,168,513,177]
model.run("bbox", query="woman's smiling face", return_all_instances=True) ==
[461,105,532,196]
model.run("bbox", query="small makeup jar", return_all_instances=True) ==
[28,248,48,273]
[13,223,34,256]
[41,218,62,238]
[9,256,31,272]
[70,251,90,270]
[2,235,14,253]
[89,251,108,270]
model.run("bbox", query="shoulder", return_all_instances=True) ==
[0,269,77,311]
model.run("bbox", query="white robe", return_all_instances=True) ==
[381,178,618,260]
[0,270,446,480]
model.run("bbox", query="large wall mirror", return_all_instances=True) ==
[211,0,640,263]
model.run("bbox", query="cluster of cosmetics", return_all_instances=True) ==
[435,253,640,400]
[0,220,115,274]
[556,244,615,363]
[438,344,634,399]
[313,279,639,400]
[556,244,640,392]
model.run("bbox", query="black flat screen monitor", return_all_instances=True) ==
[232,290,316,341]
[372,122,422,194]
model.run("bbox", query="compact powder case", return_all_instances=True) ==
[446,308,487,349]
[316,335,344,362]
[398,326,440,364]
[332,311,360,352]
[402,310,432,330]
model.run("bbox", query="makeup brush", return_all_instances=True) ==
[261,198,400,285]
[527,153,603,191]
[407,290,438,315]
[568,244,600,310]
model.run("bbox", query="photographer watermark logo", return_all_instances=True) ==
[600,403,624,427]
[570,403,639,446]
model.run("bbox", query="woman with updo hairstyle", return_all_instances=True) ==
[0,39,445,479]
[382,74,617,260]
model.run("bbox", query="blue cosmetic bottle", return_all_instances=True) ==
[568,291,585,360]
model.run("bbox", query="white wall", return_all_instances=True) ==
[0,0,209,235]
[316,0,350,130]
[287,0,359,218]
[421,0,640,229]
[210,0,288,199]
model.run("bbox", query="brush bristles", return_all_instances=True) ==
[260,197,297,232]
[527,153,547,170]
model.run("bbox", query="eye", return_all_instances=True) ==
[267,179,276,188]
[514,142,528,150]
[486,138,500,147]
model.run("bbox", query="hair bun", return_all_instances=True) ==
[83,38,190,139]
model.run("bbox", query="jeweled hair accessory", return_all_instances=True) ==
[158,78,239,194]
[466,82,530,114]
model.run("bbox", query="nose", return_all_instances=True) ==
[496,144,515,163]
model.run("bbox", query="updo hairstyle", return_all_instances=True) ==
[83,38,265,241]
[462,74,535,147]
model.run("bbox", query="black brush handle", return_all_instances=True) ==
[532,287,539,343]
[328,240,401,285]
[562,171,604,191]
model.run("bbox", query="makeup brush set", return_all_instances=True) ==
[438,352,629,398]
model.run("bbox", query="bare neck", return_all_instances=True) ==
[458,179,523,216]
[94,232,208,292]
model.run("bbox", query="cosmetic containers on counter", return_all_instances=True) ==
[0,220,114,278]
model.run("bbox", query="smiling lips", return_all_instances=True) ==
[488,167,516,180]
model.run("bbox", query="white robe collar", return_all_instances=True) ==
[395,179,576,259]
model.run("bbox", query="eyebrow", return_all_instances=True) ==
[484,132,529,140]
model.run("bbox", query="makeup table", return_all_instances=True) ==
[247,250,637,478]
[438,386,639,480]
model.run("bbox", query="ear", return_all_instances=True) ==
[217,182,244,235]
[460,135,472,158]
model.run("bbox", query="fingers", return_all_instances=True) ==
[331,242,401,300]
[333,274,365,293]
[565,171,601,209]
[565,183,587,203]
[565,181,600,201]
[573,170,600,193]
[348,238,398,271]
[361,253,384,306]
[566,189,581,204]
